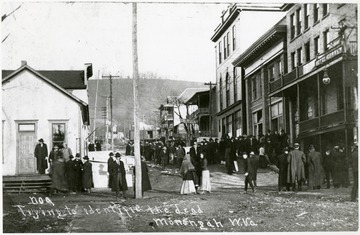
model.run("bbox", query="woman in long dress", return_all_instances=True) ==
[179,154,197,195]
[199,153,211,194]
[82,155,93,193]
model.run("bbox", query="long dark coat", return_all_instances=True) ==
[287,149,306,184]
[51,159,68,191]
[65,160,75,190]
[82,160,93,189]
[34,143,48,174]
[111,159,128,192]
[73,159,84,191]
[107,157,115,188]
[244,156,257,181]
[307,151,323,188]
[277,153,289,188]
[331,150,348,187]
[134,161,152,192]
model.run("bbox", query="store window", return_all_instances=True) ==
[52,123,66,148]
[299,78,319,121]
[253,110,263,138]
[271,102,283,132]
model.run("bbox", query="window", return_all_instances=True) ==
[234,76,238,101]
[304,41,310,62]
[259,75,263,99]
[232,25,236,50]
[291,52,296,70]
[234,110,241,136]
[222,118,226,136]
[304,4,309,29]
[314,4,319,23]
[296,8,302,35]
[219,75,223,110]
[323,29,329,51]
[314,36,319,56]
[322,4,329,16]
[290,13,295,39]
[226,32,230,57]
[271,102,283,132]
[226,73,230,107]
[226,115,232,136]
[253,110,263,138]
[223,36,227,60]
[297,47,302,66]
[52,123,65,148]
[218,41,222,64]
[278,60,282,76]
[252,77,257,101]
[268,65,275,81]
[321,70,344,115]
[300,79,319,121]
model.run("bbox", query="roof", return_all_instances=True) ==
[2,69,86,89]
[232,23,286,67]
[186,90,211,105]
[2,64,90,124]
[177,88,209,104]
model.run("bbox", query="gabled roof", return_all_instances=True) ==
[177,88,209,104]
[2,64,90,124]
[2,69,86,89]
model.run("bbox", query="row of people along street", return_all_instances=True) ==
[34,129,358,202]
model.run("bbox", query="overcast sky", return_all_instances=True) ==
[2,1,286,82]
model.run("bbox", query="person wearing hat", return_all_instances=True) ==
[73,153,84,193]
[160,146,168,169]
[50,152,68,195]
[111,152,128,199]
[34,138,48,174]
[331,144,348,188]
[82,156,93,193]
[323,146,333,189]
[66,155,76,194]
[307,144,322,190]
[277,147,290,192]
[287,142,306,191]
[107,152,115,188]
[243,152,256,194]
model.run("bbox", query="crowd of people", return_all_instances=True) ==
[34,139,94,195]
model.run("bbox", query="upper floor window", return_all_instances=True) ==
[268,65,275,81]
[234,76,238,101]
[226,32,230,57]
[251,74,262,101]
[291,52,296,70]
[304,41,310,62]
[223,35,227,60]
[232,25,236,51]
[218,41,222,64]
[304,4,309,29]
[290,13,295,39]
[314,4,319,23]
[314,36,319,56]
[322,4,329,16]
[323,29,330,51]
[296,8,302,35]
[226,73,230,107]
[219,75,223,110]
[297,47,302,66]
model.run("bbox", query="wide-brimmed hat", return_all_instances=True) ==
[83,156,89,160]
[109,152,114,156]
[69,155,74,159]
[115,152,121,158]
[38,138,44,143]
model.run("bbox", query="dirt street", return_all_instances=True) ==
[3,162,358,232]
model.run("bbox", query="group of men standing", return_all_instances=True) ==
[34,138,93,194]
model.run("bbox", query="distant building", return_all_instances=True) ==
[2,61,92,176]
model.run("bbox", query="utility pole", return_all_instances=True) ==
[102,75,120,152]
[204,82,216,136]
[93,70,100,143]
[132,2,142,198]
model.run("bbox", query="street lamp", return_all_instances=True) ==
[322,68,331,85]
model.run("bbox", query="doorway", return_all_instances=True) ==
[17,123,37,175]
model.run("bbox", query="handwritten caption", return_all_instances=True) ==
[13,196,258,230]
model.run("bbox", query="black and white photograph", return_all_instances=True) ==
[1,1,358,233]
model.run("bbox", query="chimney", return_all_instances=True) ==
[21,60,27,66]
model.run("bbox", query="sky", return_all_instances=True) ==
[1,1,286,82]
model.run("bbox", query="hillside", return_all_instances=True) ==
[88,78,206,136]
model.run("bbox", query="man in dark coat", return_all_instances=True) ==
[307,144,322,190]
[134,156,152,196]
[351,142,358,202]
[34,138,48,174]
[160,146,168,169]
[50,152,68,194]
[95,141,102,151]
[331,145,348,188]
[322,146,333,189]
[111,152,128,199]
[82,156,93,193]
[107,152,115,188]
[277,147,290,192]
[73,153,84,193]
[88,142,95,152]
[287,143,306,191]
[66,155,76,193]
[125,142,132,155]
[243,152,257,193]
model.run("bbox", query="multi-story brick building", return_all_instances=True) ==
[269,3,358,153]
[211,4,286,138]
[233,17,288,139]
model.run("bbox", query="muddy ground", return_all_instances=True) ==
[3,162,358,233]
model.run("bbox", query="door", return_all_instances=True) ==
[17,123,36,174]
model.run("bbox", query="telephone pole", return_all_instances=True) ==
[204,82,216,136]
[102,74,120,152]
[132,2,142,198]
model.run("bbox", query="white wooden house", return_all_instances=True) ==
[2,61,92,176]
